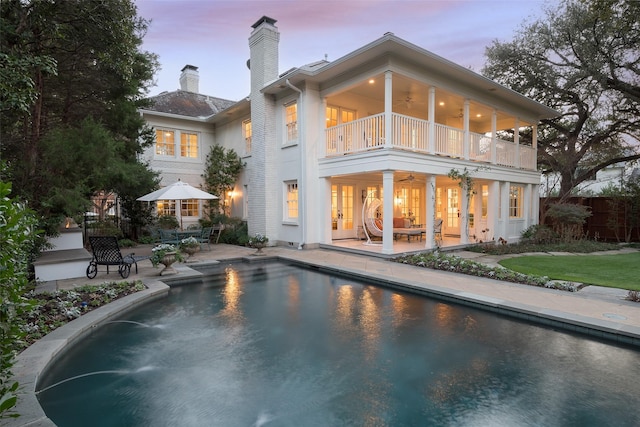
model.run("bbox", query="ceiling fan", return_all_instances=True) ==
[398,173,416,182]
[394,93,424,109]
[452,108,464,119]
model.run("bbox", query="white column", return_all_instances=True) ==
[514,117,520,169]
[463,99,470,160]
[428,87,436,154]
[425,174,436,248]
[524,183,532,229]
[487,180,500,243]
[382,170,394,254]
[460,183,469,244]
[500,181,510,241]
[491,109,497,164]
[384,71,393,148]
[532,184,540,225]
[532,123,538,170]
[320,177,332,244]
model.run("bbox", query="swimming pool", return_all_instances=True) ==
[38,262,640,426]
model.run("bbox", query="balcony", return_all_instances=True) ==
[324,113,536,171]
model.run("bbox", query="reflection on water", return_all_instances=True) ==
[38,262,640,427]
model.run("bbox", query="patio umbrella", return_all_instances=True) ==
[137,180,218,229]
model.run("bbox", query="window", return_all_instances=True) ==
[155,129,175,156]
[509,185,523,218]
[243,119,252,154]
[180,132,198,158]
[285,102,298,143]
[325,106,355,127]
[181,199,199,217]
[157,200,176,216]
[285,181,298,220]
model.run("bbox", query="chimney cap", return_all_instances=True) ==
[181,64,198,72]
[251,16,277,29]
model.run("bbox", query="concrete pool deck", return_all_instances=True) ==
[9,244,640,426]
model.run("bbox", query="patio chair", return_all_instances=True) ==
[159,229,180,245]
[196,227,213,250]
[86,236,149,279]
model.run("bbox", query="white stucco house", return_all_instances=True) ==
[139,16,559,254]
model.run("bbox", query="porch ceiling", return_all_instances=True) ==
[264,34,559,120]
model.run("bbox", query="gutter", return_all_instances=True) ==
[286,79,305,250]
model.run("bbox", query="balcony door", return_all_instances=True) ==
[331,184,354,240]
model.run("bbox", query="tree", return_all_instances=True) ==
[0,0,159,234]
[483,0,640,198]
[0,174,39,420]
[202,146,244,219]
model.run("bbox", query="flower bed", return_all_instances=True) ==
[394,251,579,292]
[18,280,146,351]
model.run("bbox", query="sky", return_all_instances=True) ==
[135,0,548,101]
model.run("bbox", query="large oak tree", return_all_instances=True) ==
[0,0,160,233]
[483,0,640,197]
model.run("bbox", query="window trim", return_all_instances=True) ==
[155,129,176,157]
[180,132,199,159]
[509,185,523,218]
[284,101,298,145]
[284,180,299,223]
[242,119,252,156]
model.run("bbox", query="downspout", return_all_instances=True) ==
[286,79,305,249]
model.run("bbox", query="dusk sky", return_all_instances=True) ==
[135,0,548,101]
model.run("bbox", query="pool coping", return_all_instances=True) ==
[7,255,640,426]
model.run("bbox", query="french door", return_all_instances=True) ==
[331,184,354,239]
[444,186,461,236]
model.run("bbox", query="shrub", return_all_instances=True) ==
[118,238,137,248]
[0,178,40,420]
[85,219,122,238]
[521,224,558,244]
[157,215,179,230]
[545,203,592,241]
[627,290,640,302]
[217,218,248,245]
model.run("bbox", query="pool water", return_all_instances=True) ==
[38,262,640,426]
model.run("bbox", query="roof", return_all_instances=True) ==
[144,90,235,118]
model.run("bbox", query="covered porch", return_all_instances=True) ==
[320,166,539,255]
[323,72,539,171]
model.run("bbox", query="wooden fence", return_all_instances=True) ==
[541,197,640,242]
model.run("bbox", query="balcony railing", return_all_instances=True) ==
[324,113,536,170]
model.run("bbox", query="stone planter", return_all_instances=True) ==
[182,245,200,260]
[159,252,178,276]
[252,243,266,255]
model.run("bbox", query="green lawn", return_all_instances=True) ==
[498,252,640,290]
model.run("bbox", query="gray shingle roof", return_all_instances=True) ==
[146,90,235,118]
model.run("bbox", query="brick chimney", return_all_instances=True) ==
[248,16,280,239]
[179,64,199,93]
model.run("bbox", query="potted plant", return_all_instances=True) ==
[150,244,184,275]
[180,236,200,259]
[247,233,269,255]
